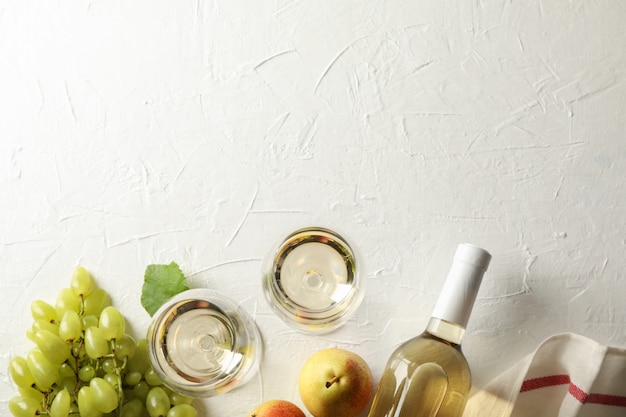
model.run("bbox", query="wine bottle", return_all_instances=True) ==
[367,244,491,417]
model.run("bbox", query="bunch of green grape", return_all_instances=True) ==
[8,267,199,417]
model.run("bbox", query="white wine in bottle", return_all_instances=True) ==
[367,244,491,417]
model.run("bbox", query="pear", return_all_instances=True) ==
[298,348,373,417]
[247,399,305,417]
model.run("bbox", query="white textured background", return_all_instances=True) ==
[1,0,625,416]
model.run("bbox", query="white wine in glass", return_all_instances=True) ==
[147,289,261,397]
[263,227,363,333]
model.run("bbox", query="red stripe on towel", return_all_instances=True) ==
[520,374,626,407]
[520,375,571,392]
[587,394,626,407]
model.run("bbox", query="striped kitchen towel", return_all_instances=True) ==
[463,333,626,417]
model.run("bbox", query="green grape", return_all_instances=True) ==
[124,371,143,386]
[104,373,122,390]
[128,339,149,374]
[33,329,71,364]
[90,377,119,413]
[115,334,137,360]
[82,314,99,330]
[59,363,75,379]
[168,391,193,406]
[121,398,145,417]
[144,367,163,386]
[8,396,42,417]
[132,380,150,401]
[50,389,71,417]
[83,288,111,316]
[25,328,36,343]
[166,404,198,417]
[146,387,170,417]
[85,326,110,359]
[32,319,60,335]
[79,365,96,382]
[71,340,86,360]
[9,356,36,389]
[55,288,81,316]
[59,310,82,341]
[26,349,60,391]
[99,306,125,341]
[77,386,104,417]
[102,357,118,374]
[60,376,76,392]
[30,300,58,323]
[71,266,96,297]
[17,386,44,401]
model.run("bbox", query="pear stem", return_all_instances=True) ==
[326,376,340,388]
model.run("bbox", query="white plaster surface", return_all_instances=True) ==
[1,0,625,415]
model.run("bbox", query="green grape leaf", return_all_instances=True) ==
[141,262,189,316]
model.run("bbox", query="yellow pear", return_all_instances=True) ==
[298,348,373,417]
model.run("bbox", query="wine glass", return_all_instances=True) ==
[147,289,261,397]
[262,226,364,333]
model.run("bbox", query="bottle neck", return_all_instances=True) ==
[428,244,491,345]
[425,317,465,345]
[431,248,489,328]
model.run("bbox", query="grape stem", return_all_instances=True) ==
[79,294,85,316]
[71,339,85,396]
[109,339,125,417]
